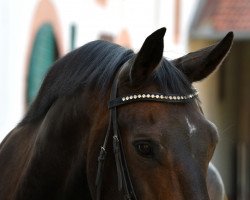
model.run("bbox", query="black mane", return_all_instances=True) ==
[20,40,193,125]
[155,59,193,95]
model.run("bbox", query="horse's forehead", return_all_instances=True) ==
[119,101,203,130]
[119,101,218,153]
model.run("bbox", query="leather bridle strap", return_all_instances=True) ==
[95,111,111,200]
[110,70,138,200]
[95,60,137,200]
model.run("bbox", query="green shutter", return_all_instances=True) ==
[27,23,58,105]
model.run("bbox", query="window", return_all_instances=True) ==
[27,23,58,105]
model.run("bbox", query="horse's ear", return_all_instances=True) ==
[172,32,234,82]
[130,27,166,86]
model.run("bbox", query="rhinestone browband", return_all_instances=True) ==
[109,90,199,109]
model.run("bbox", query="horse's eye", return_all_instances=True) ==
[134,141,154,157]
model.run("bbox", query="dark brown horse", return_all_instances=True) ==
[0,28,233,200]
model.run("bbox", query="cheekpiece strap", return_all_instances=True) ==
[109,90,198,109]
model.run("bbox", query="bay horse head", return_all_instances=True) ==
[0,28,233,200]
[93,28,233,200]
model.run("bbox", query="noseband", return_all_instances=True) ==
[95,60,198,200]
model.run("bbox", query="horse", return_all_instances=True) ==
[0,28,233,200]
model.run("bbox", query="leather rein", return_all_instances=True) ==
[95,60,198,200]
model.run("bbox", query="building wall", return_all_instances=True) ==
[0,0,37,140]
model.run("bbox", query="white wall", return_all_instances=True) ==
[0,0,37,141]
[0,0,199,142]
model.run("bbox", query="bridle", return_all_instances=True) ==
[95,60,198,200]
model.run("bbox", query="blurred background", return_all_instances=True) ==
[0,0,249,199]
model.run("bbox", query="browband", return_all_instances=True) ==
[109,91,198,108]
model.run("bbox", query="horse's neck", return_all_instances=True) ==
[14,95,92,199]
[0,90,107,199]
